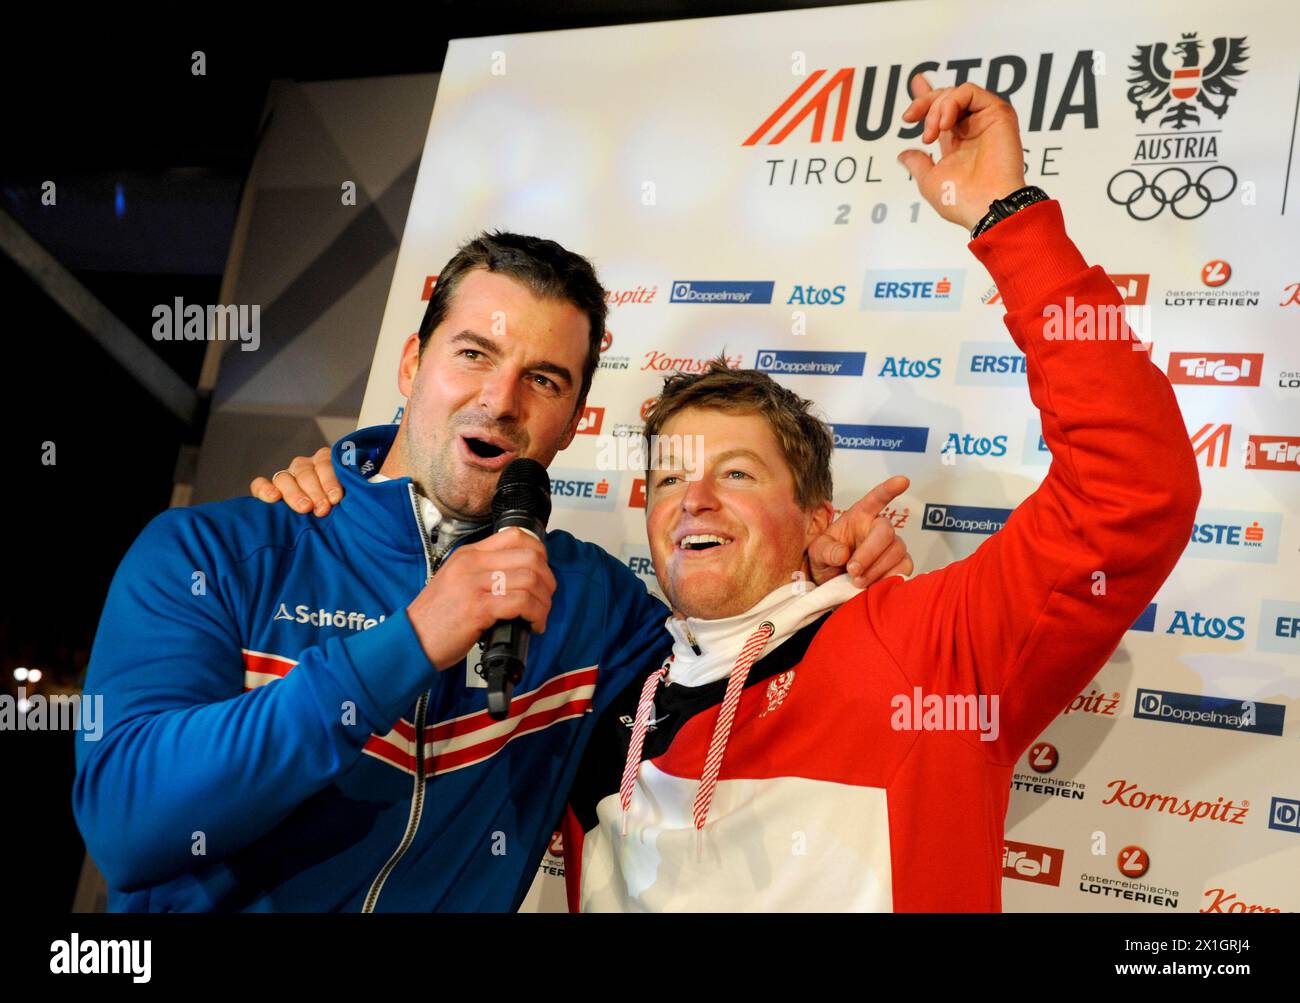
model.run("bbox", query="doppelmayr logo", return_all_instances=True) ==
[273,603,387,631]
[860,269,965,312]
[922,503,1011,536]
[669,280,774,304]
[1134,688,1285,737]
[831,424,928,453]
[755,349,865,376]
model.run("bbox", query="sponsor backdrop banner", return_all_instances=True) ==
[361,0,1300,912]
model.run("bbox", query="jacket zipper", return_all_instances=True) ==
[361,483,454,913]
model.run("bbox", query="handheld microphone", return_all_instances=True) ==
[482,458,552,720]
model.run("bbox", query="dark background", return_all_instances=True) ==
[0,1,878,911]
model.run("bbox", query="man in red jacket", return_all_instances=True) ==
[558,75,1201,911]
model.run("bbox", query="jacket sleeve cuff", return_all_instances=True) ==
[967,199,1090,314]
[337,608,436,729]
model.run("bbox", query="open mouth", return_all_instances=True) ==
[463,436,508,459]
[678,534,734,552]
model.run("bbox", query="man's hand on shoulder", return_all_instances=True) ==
[250,447,343,516]
[897,75,1027,231]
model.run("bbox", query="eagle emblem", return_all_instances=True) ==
[1126,32,1249,130]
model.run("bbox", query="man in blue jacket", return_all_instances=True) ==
[74,230,909,912]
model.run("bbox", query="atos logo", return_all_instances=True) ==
[1002,840,1064,886]
[940,432,1008,457]
[1167,352,1262,386]
[786,283,846,306]
[575,406,604,435]
[861,269,965,312]
[1165,609,1246,640]
[878,356,941,378]
[755,349,865,377]
[548,469,619,511]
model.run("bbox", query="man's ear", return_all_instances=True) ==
[397,333,423,398]
[805,499,835,543]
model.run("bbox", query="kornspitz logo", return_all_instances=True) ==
[922,503,1011,536]
[831,424,929,453]
[1134,688,1283,736]
[755,349,865,376]
[670,280,774,305]
[861,270,965,311]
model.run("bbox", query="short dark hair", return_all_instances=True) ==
[417,230,607,405]
[644,358,834,510]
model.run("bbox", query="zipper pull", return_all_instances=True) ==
[684,623,702,656]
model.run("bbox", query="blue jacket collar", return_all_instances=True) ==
[330,424,428,557]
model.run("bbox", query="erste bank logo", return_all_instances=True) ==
[1187,509,1280,562]
[861,270,964,311]
[549,470,619,511]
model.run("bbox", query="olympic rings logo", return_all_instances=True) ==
[1107,165,1237,221]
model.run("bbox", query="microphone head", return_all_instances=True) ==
[492,457,552,529]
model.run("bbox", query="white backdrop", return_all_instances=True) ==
[362,0,1300,912]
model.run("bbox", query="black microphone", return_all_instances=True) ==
[482,458,552,720]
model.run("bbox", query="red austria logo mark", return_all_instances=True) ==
[1027,741,1058,773]
[1117,845,1150,878]
[1201,260,1231,287]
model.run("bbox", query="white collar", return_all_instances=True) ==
[368,473,486,550]
[663,574,862,687]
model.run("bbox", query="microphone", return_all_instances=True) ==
[482,458,552,720]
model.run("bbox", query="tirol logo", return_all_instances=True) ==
[1002,840,1063,886]
[669,280,773,305]
[787,283,846,306]
[1166,352,1262,386]
[922,503,1011,536]
[1108,32,1248,221]
[1135,687,1284,736]
[755,349,865,377]
[1166,259,1260,307]
[1245,435,1300,471]
[832,424,928,453]
[420,275,439,301]
[1188,509,1279,563]
[549,469,619,511]
[1190,422,1230,467]
[575,406,604,435]
[861,270,964,312]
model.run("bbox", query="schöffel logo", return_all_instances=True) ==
[273,603,386,631]
[1245,435,1300,471]
[1270,797,1300,834]
[831,424,928,453]
[1188,509,1280,563]
[955,342,1028,387]
[1134,688,1283,736]
[1002,840,1063,887]
[878,355,941,378]
[670,280,774,305]
[787,283,846,306]
[1129,602,1158,632]
[575,406,604,435]
[922,503,1011,536]
[1257,599,1300,655]
[755,349,865,377]
[861,270,964,312]
[1167,352,1262,385]
[1165,608,1246,641]
[549,470,619,511]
